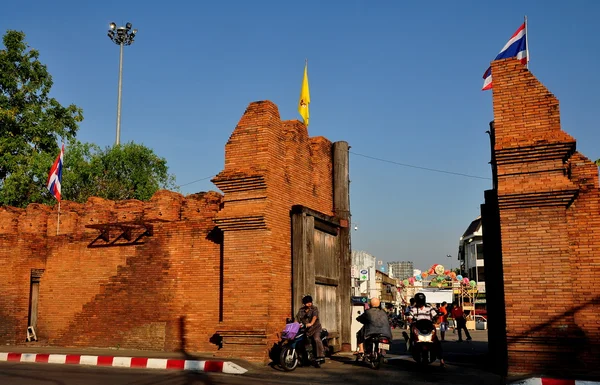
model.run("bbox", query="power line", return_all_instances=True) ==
[177,151,491,189]
[350,151,491,180]
[177,175,215,188]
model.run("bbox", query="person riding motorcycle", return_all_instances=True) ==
[295,295,325,364]
[407,292,445,367]
[355,298,393,355]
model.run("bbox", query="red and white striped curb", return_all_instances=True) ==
[0,352,247,374]
[512,378,600,385]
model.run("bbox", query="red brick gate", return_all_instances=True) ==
[483,58,600,378]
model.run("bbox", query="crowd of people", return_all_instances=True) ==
[401,299,473,342]
[294,292,475,369]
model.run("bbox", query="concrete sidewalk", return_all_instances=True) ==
[0,345,252,374]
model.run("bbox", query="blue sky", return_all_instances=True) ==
[2,0,599,272]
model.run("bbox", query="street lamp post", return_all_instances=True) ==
[446,254,453,272]
[107,22,137,146]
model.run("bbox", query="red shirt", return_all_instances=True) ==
[438,306,448,323]
[451,306,464,319]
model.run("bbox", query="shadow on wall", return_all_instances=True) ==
[178,315,217,385]
[507,295,600,379]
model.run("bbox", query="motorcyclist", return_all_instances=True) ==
[295,295,325,365]
[407,292,445,367]
[355,298,393,355]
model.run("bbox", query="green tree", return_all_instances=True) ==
[0,30,83,207]
[0,30,177,207]
[62,141,177,203]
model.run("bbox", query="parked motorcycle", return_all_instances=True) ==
[278,319,328,371]
[355,333,390,370]
[403,319,439,365]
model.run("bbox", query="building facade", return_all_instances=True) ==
[387,261,414,280]
[458,216,485,294]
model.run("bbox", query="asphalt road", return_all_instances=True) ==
[0,330,503,385]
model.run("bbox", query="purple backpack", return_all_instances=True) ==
[281,322,301,340]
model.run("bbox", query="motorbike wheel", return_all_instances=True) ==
[368,352,381,370]
[421,350,431,365]
[279,346,299,372]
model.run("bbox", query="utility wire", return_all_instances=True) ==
[350,151,492,180]
[177,151,491,188]
[177,175,215,188]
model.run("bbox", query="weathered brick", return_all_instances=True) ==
[490,58,600,377]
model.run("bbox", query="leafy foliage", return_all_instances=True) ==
[0,30,82,206]
[0,30,177,207]
[62,141,177,203]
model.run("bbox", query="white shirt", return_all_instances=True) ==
[408,306,437,321]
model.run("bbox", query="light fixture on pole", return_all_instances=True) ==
[446,254,453,272]
[107,21,137,146]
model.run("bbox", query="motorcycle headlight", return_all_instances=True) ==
[417,333,433,342]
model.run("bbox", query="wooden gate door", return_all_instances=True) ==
[292,206,347,350]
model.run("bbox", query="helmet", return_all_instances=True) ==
[415,292,426,307]
[302,295,313,305]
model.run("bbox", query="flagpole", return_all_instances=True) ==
[56,202,60,236]
[56,140,63,236]
[525,15,529,69]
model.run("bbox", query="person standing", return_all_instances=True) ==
[296,295,325,364]
[438,301,449,341]
[451,301,472,342]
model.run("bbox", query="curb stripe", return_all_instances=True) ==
[7,353,21,362]
[35,354,49,363]
[0,352,247,374]
[112,357,132,367]
[184,360,204,371]
[97,356,114,366]
[146,358,167,369]
[21,354,37,363]
[48,354,66,364]
[166,359,185,370]
[204,361,224,372]
[65,355,81,365]
[130,357,148,368]
[80,355,98,366]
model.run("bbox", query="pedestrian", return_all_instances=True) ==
[438,301,449,341]
[450,301,472,342]
[404,298,415,330]
[296,295,325,364]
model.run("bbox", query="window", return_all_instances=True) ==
[476,243,484,260]
[477,266,485,282]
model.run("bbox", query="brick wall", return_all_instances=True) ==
[490,58,600,377]
[0,189,223,353]
[0,100,338,363]
[212,101,334,361]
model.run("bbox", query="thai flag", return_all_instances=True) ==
[482,23,528,91]
[47,144,64,201]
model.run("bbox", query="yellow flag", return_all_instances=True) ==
[298,62,310,127]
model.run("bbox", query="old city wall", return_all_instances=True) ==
[0,100,339,362]
[212,101,335,360]
[0,190,223,353]
[490,58,600,377]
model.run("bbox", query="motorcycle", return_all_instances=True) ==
[403,319,440,365]
[278,319,328,372]
[390,316,404,329]
[355,333,390,370]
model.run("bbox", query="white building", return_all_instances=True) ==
[351,250,378,299]
[458,216,485,293]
